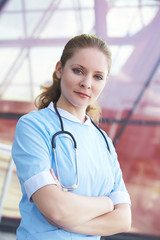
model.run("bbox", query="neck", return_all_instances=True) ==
[56,97,87,123]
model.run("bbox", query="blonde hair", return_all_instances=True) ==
[35,34,112,123]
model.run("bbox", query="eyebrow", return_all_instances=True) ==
[71,64,105,74]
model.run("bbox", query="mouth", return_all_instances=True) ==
[75,91,90,98]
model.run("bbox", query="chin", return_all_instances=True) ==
[69,100,89,109]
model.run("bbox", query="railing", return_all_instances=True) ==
[0,143,14,222]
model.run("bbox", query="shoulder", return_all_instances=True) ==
[18,107,54,125]
[20,107,51,121]
[98,128,117,156]
[13,108,55,153]
[16,107,55,134]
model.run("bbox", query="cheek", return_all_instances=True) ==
[60,76,73,95]
[63,79,71,90]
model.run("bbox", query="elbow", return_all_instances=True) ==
[49,203,73,227]
[50,210,63,224]
[122,219,131,233]
[49,205,66,224]
[119,204,132,233]
[121,213,132,233]
[115,205,132,234]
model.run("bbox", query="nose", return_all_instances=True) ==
[80,75,92,89]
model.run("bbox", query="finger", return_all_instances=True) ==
[50,169,58,182]
[50,169,62,190]
[50,168,56,178]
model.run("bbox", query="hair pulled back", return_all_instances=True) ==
[35,34,112,123]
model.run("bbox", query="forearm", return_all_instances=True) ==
[63,204,131,236]
[32,185,113,228]
[55,191,114,227]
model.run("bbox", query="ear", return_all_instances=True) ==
[55,61,62,79]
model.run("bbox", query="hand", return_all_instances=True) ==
[50,168,62,191]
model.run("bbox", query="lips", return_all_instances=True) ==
[75,91,90,98]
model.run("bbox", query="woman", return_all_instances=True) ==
[12,34,131,240]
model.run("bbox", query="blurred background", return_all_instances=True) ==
[0,0,160,239]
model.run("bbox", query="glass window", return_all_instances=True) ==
[110,45,134,75]
[0,13,23,39]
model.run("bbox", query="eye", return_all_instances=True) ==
[94,75,103,80]
[73,68,83,75]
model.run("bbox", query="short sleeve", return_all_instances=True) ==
[107,137,131,206]
[12,113,56,201]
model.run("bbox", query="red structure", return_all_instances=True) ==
[0,0,160,238]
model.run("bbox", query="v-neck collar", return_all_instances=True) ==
[48,102,92,126]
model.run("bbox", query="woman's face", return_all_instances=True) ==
[56,47,109,110]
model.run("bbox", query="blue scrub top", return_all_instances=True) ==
[12,102,131,240]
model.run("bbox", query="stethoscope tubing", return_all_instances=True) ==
[52,130,77,149]
[53,147,78,191]
[52,101,110,191]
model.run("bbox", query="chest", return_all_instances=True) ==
[75,128,115,196]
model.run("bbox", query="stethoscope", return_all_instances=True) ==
[52,102,110,191]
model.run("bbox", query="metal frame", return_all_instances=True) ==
[0,0,160,226]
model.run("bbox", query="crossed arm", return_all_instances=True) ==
[32,170,131,236]
[61,204,131,236]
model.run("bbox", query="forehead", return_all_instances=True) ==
[67,47,108,70]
